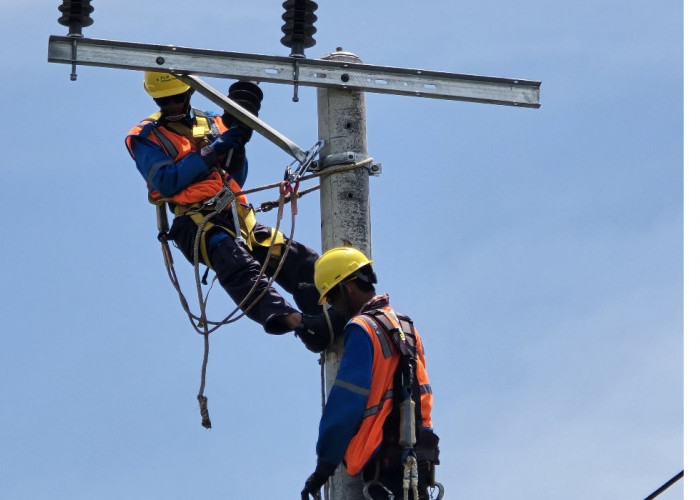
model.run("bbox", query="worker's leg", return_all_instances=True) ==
[208,236,302,333]
[168,215,299,333]
[250,224,322,316]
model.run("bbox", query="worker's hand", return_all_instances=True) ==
[200,128,246,168]
[294,307,346,353]
[213,127,246,154]
[300,460,336,499]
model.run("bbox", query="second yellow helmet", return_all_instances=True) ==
[314,247,373,304]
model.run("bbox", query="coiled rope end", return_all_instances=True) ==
[197,394,212,429]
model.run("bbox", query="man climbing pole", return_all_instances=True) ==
[125,71,340,349]
[301,247,442,499]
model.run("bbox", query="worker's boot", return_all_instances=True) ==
[294,307,346,353]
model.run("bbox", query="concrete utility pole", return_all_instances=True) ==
[48,3,540,498]
[317,49,371,499]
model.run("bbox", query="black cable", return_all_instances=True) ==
[643,470,683,500]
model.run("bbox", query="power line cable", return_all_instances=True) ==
[643,470,683,500]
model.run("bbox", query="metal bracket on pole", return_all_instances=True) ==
[176,74,307,162]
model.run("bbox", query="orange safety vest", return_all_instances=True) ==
[343,306,433,475]
[126,109,286,265]
[125,110,250,207]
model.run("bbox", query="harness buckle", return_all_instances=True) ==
[203,184,238,213]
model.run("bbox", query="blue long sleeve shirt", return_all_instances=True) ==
[316,321,374,467]
[126,112,248,197]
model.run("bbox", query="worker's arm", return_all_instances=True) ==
[125,124,249,197]
[125,132,210,197]
[315,322,373,467]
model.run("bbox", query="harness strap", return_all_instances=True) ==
[365,310,418,360]
[361,308,427,477]
[358,314,393,358]
[173,202,284,258]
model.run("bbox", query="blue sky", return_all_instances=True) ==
[0,1,688,499]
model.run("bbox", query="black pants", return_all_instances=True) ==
[168,211,321,333]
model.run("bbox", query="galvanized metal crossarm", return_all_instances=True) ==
[47,36,540,108]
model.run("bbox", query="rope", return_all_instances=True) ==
[319,346,328,500]
[192,187,296,428]
[258,184,319,213]
[186,156,373,332]
[250,157,374,210]
[158,156,373,428]
[185,157,373,334]
[159,156,373,329]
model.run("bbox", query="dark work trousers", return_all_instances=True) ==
[168,210,322,333]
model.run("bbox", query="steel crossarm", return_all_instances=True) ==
[48,36,541,108]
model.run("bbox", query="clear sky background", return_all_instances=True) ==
[0,1,689,499]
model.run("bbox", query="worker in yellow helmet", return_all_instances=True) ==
[126,72,342,345]
[301,247,442,499]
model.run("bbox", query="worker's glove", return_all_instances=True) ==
[200,127,247,169]
[222,81,263,143]
[294,307,346,353]
[301,460,336,500]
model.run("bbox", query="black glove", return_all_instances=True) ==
[301,460,336,500]
[294,307,346,353]
[222,81,263,143]
[200,127,246,168]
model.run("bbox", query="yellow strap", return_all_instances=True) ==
[192,114,210,139]
[178,204,286,266]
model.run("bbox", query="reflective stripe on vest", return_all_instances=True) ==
[343,306,434,475]
[363,388,394,418]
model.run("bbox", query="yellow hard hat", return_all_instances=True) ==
[143,71,190,98]
[314,247,373,304]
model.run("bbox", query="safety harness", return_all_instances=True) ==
[360,309,443,500]
[145,109,283,267]
[136,109,378,432]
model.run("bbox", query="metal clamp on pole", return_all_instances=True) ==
[312,151,381,176]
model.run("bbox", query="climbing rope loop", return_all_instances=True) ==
[157,143,373,428]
